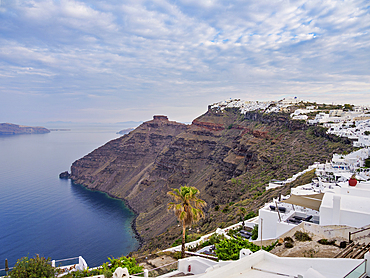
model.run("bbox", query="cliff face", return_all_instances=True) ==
[0,123,50,135]
[70,109,353,247]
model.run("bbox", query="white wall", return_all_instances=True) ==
[258,209,278,240]
[320,192,370,228]
[178,257,219,275]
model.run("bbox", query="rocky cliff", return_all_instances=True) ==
[0,123,50,135]
[69,108,353,250]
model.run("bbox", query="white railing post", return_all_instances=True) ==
[78,256,87,271]
[144,269,149,277]
[52,260,55,267]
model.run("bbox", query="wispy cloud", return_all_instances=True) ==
[0,0,369,123]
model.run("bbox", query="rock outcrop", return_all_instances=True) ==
[0,123,50,135]
[59,171,71,179]
[69,109,353,249]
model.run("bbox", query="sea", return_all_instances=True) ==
[0,125,140,273]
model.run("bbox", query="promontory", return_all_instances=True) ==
[68,100,354,252]
[0,123,50,135]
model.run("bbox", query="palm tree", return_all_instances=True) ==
[167,186,207,258]
[238,207,247,230]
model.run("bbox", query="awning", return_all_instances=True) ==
[282,193,324,211]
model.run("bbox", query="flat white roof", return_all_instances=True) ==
[197,250,364,278]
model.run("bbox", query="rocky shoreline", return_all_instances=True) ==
[62,175,144,253]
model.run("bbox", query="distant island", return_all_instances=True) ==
[116,128,134,135]
[0,123,50,135]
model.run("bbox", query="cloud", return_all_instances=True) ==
[0,0,369,123]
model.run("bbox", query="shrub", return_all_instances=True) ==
[284,237,294,243]
[318,239,336,245]
[294,231,312,242]
[9,255,58,278]
[104,270,113,278]
[251,225,258,240]
[63,256,143,278]
[103,256,143,275]
[215,237,277,260]
[172,252,182,260]
[200,234,225,248]
[245,211,257,220]
[365,158,370,168]
[284,242,294,248]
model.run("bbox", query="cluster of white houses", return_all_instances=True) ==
[291,104,370,147]
[145,100,370,278]
[211,98,370,147]
[261,148,370,239]
[156,99,370,277]
[156,146,370,277]
[113,100,370,277]
[209,97,302,114]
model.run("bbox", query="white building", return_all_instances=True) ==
[175,250,369,278]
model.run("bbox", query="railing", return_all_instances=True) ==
[349,226,370,242]
[343,260,366,278]
[0,266,13,277]
[132,261,178,277]
[0,256,85,277]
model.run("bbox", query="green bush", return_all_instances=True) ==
[251,225,258,240]
[103,269,113,278]
[9,255,58,278]
[200,234,225,248]
[284,242,294,248]
[105,256,143,274]
[245,211,257,220]
[215,237,276,260]
[294,231,312,242]
[62,256,143,278]
[365,158,370,168]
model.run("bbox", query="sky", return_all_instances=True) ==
[0,0,369,125]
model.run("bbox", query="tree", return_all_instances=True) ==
[167,186,207,258]
[238,207,247,230]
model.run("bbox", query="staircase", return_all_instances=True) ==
[334,242,370,259]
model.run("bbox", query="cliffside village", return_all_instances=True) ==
[153,98,370,278]
[118,99,370,278]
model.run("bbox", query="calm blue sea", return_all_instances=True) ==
[0,126,139,273]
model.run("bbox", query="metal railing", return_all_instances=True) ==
[349,226,370,242]
[132,261,178,278]
[0,256,82,277]
[343,260,366,278]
